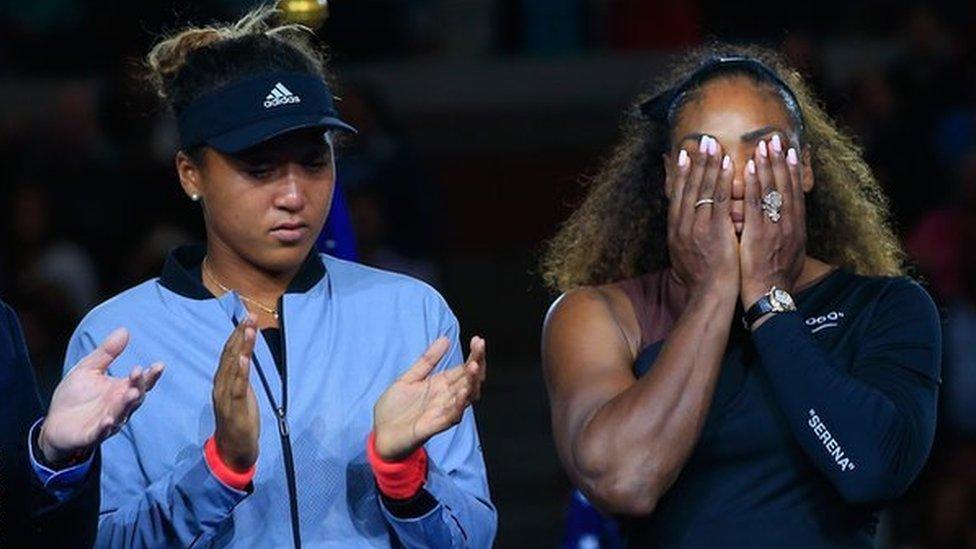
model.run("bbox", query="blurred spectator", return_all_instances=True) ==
[324,0,414,59]
[124,222,193,287]
[781,32,843,116]
[561,489,621,549]
[2,183,96,402]
[893,453,976,549]
[12,283,76,404]
[910,153,976,435]
[521,0,585,55]
[842,70,920,230]
[605,0,700,51]
[6,184,98,317]
[903,152,976,549]
[340,82,444,286]
[883,5,961,228]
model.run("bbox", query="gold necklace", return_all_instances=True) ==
[202,257,280,321]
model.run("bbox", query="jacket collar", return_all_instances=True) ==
[160,243,326,300]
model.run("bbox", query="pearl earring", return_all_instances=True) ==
[191,193,200,202]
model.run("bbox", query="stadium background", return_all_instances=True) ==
[1,1,974,546]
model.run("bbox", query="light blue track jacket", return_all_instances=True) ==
[62,245,496,547]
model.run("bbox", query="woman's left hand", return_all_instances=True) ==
[739,134,807,309]
[373,336,487,461]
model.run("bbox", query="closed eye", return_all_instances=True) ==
[245,165,274,179]
[302,151,332,172]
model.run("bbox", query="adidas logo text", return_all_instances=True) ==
[264,83,301,108]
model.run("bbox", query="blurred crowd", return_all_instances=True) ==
[1,1,975,546]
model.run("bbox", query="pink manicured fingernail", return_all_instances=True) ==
[699,136,709,153]
[678,149,689,167]
[770,134,782,153]
[787,148,798,165]
[707,136,717,156]
[722,154,731,170]
[758,140,768,157]
[747,159,756,174]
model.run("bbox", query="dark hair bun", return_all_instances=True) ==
[145,7,330,113]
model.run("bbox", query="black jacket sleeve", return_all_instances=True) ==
[0,300,99,548]
[751,279,941,505]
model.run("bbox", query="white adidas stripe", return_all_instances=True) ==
[263,82,302,108]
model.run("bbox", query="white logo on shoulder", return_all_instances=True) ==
[264,83,301,108]
[805,311,845,333]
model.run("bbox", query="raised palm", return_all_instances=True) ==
[373,336,487,461]
[40,328,164,464]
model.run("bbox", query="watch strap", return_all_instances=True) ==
[744,293,776,329]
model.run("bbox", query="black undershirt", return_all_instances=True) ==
[261,328,284,379]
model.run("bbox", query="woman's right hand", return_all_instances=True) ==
[665,135,739,297]
[212,314,260,472]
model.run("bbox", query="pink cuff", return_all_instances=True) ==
[203,437,255,491]
[366,431,428,500]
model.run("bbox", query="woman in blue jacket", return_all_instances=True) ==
[62,7,495,547]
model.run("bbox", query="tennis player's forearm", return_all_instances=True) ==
[572,288,737,514]
[752,311,939,504]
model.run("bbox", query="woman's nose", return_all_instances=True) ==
[727,147,751,200]
[274,171,306,211]
[731,176,745,200]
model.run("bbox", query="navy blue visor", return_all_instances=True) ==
[177,71,356,153]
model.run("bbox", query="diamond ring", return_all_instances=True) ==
[761,190,783,222]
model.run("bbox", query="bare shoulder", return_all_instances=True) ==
[543,282,642,370]
[542,283,643,442]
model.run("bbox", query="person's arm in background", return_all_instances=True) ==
[369,308,496,548]
[0,299,84,546]
[81,315,260,548]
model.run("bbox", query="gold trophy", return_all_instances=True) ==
[278,0,330,29]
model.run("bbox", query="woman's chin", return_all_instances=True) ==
[258,245,314,272]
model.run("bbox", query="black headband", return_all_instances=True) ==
[636,56,805,132]
[177,71,356,153]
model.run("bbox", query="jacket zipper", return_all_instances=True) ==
[246,299,302,549]
[276,298,302,549]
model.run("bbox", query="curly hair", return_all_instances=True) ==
[541,43,906,292]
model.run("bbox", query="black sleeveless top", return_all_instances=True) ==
[614,268,941,548]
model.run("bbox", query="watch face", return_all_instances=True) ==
[771,288,796,311]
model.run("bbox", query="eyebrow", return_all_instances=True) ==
[739,125,783,142]
[676,125,787,147]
